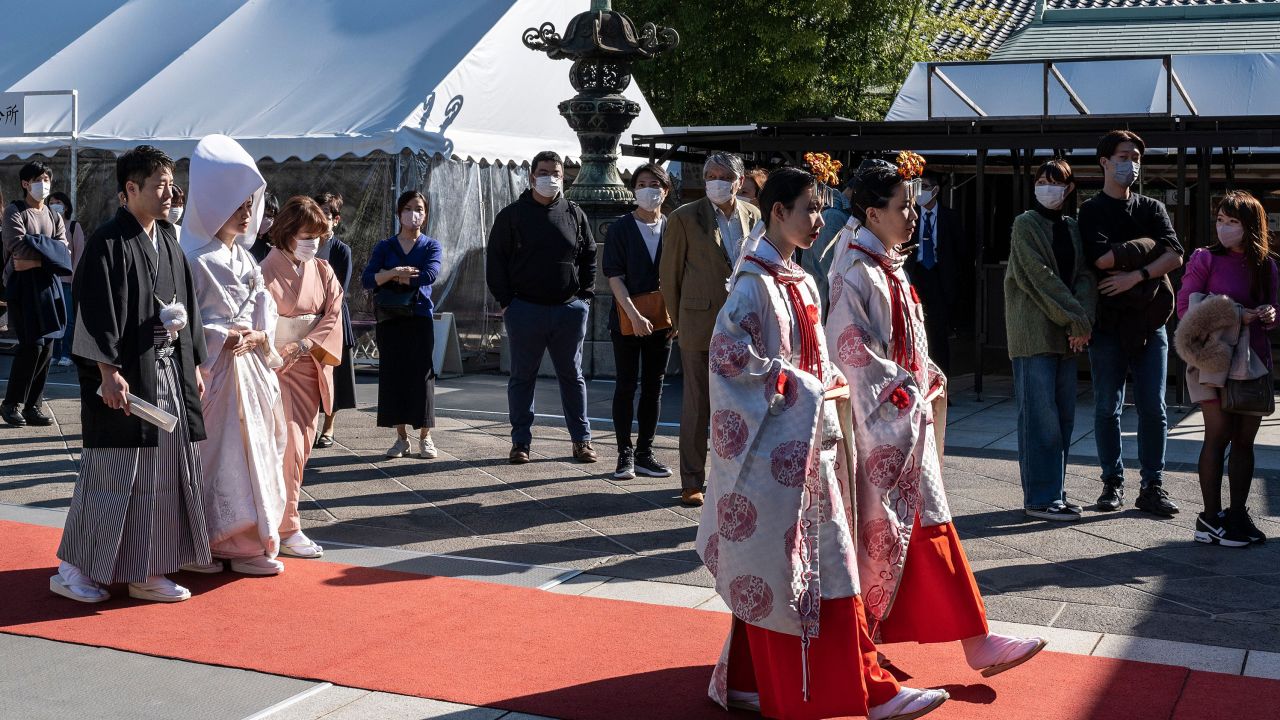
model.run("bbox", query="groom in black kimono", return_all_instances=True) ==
[52,145,212,604]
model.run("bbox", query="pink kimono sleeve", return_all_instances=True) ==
[307,260,345,367]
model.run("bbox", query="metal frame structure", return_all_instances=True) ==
[627,112,1280,402]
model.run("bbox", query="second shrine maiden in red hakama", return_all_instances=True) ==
[825,155,1046,680]
[698,167,949,720]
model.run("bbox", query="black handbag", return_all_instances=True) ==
[375,284,416,320]
[1222,375,1275,417]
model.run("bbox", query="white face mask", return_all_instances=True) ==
[1217,222,1245,249]
[259,216,274,235]
[293,237,319,262]
[917,188,937,207]
[1112,159,1139,186]
[533,175,562,199]
[29,181,51,201]
[49,203,66,217]
[704,179,735,206]
[1034,184,1068,210]
[400,209,426,229]
[167,206,184,224]
[634,187,664,212]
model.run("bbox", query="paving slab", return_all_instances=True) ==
[0,633,318,720]
[1092,634,1248,675]
[582,577,719,608]
[1243,650,1280,680]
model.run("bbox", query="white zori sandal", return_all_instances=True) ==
[230,555,285,576]
[869,687,950,720]
[279,532,323,559]
[963,633,1048,678]
[49,562,110,603]
[127,575,191,603]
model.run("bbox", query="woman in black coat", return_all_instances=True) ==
[314,192,358,448]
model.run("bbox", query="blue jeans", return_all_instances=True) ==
[53,281,74,361]
[1013,354,1077,508]
[504,297,591,446]
[1088,326,1168,488]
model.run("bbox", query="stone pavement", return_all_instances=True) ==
[3,362,1280,718]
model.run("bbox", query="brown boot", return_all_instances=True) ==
[573,441,598,463]
[680,489,704,507]
[509,444,530,464]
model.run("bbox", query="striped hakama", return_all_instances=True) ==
[57,326,212,584]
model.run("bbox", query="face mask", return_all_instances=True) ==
[1217,222,1245,249]
[293,237,319,262]
[167,206,184,224]
[634,187,664,212]
[1112,159,1139,186]
[400,209,426,228]
[29,181,51,201]
[917,188,937,206]
[259,216,274,235]
[705,179,735,206]
[533,175,562,199]
[49,203,66,217]
[1034,185,1068,210]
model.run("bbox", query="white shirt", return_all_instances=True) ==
[633,214,665,262]
[716,202,745,264]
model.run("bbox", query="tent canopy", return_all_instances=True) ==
[886,52,1280,121]
[0,0,664,166]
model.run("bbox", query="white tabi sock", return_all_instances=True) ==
[962,632,1042,670]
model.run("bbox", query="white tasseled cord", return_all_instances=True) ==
[822,214,862,292]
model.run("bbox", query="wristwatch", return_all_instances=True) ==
[1138,267,1151,281]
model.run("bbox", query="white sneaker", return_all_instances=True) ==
[55,357,72,367]
[128,575,191,603]
[49,562,110,603]
[230,555,285,576]
[279,531,323,558]
[386,436,410,459]
[868,687,949,720]
[419,435,437,459]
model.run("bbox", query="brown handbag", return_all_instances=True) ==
[618,291,671,336]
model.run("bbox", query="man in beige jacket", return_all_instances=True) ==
[659,153,761,506]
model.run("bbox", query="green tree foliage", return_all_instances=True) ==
[614,0,997,125]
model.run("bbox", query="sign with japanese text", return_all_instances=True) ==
[0,93,23,137]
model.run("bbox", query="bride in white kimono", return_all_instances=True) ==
[824,157,1044,680]
[180,134,288,576]
[697,167,947,720]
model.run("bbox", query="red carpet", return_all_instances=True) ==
[1,519,1276,720]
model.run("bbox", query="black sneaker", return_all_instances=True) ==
[634,449,673,478]
[1,403,26,427]
[614,448,636,479]
[1135,484,1180,517]
[1227,507,1267,544]
[1025,501,1082,522]
[1195,511,1250,548]
[22,404,52,426]
[1096,479,1124,511]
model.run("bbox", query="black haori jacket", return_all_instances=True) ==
[72,208,208,448]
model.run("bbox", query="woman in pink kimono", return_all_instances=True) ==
[261,196,344,559]
[181,135,288,575]
[824,157,1044,680]
[698,167,947,720]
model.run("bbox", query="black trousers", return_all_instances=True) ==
[4,337,52,408]
[611,330,672,451]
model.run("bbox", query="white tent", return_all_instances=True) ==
[886,53,1280,121]
[0,0,664,166]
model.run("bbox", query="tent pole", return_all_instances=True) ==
[394,151,403,221]
[973,148,987,402]
[70,90,78,219]
[1173,146,1188,406]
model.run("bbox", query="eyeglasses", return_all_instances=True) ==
[323,209,340,218]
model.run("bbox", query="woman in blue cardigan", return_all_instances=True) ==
[362,190,443,460]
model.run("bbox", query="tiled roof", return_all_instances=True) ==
[931,0,1275,54]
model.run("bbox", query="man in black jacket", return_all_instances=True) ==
[487,151,598,465]
[1078,129,1184,517]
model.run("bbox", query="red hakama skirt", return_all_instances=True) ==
[877,516,988,644]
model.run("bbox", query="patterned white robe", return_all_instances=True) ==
[696,241,860,708]
[824,225,952,629]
